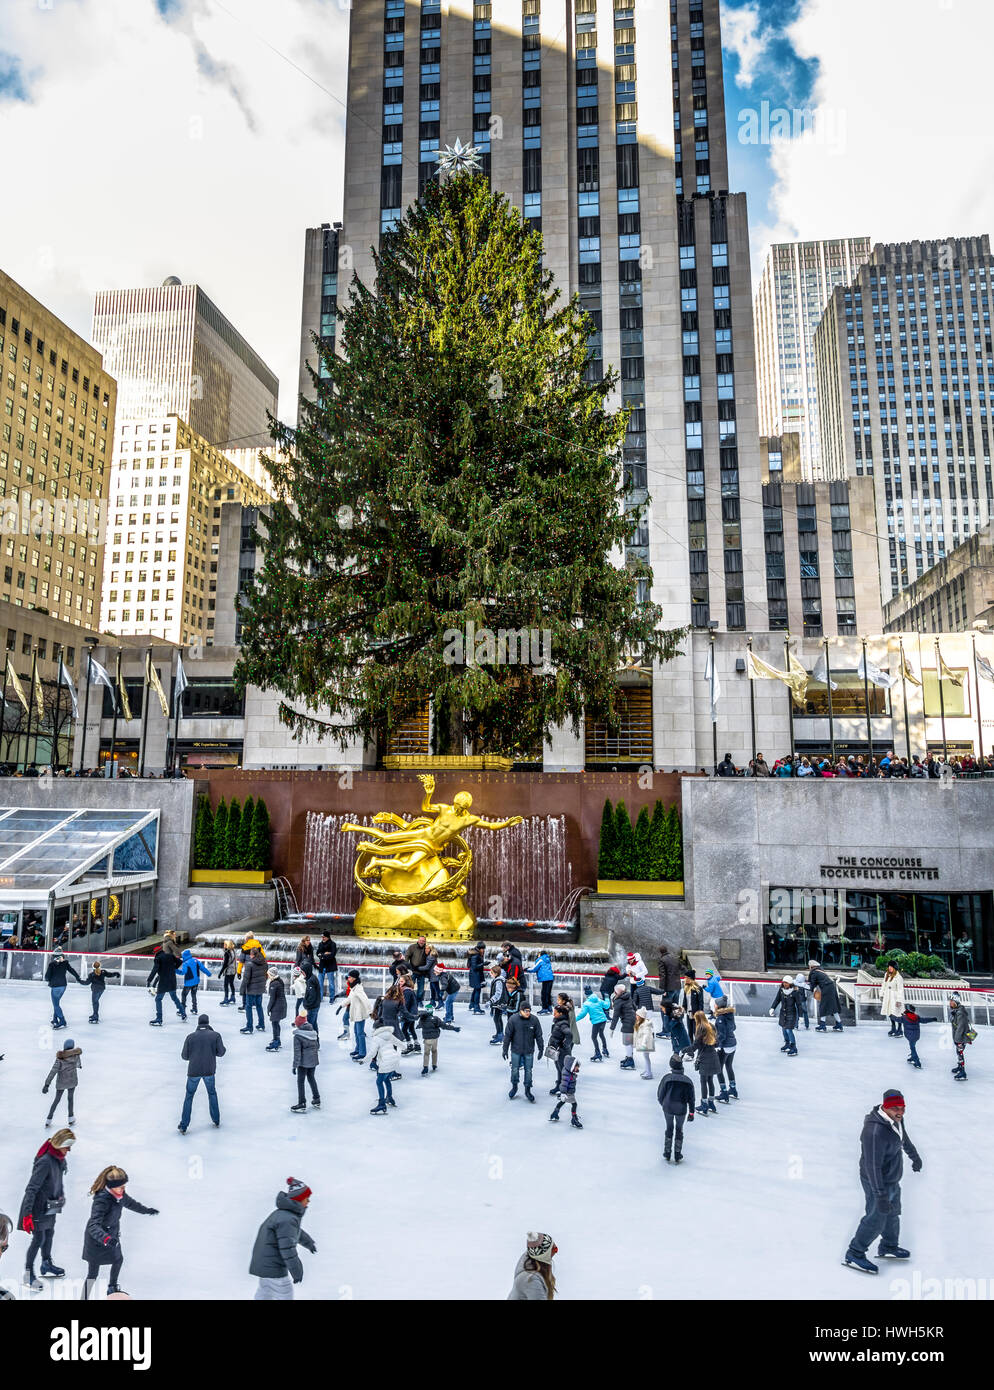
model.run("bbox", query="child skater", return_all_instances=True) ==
[549,1055,582,1128]
[81,961,119,1023]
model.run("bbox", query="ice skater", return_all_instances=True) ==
[665,1001,691,1054]
[633,1007,656,1079]
[949,993,971,1081]
[684,1010,719,1113]
[769,976,800,1055]
[398,972,420,1054]
[300,961,322,1032]
[81,960,119,1023]
[547,1005,573,1092]
[843,1089,922,1275]
[367,1020,402,1114]
[488,963,508,1045]
[18,1128,74,1289]
[178,1014,225,1133]
[177,949,213,1016]
[508,1231,557,1300]
[714,994,738,1100]
[549,1055,582,1128]
[416,1002,459,1075]
[266,968,287,1051]
[45,949,82,1030]
[657,1055,695,1163]
[42,1038,82,1127]
[808,959,844,1032]
[880,963,905,1036]
[529,950,555,1013]
[290,1014,321,1113]
[575,989,610,1062]
[901,1007,936,1069]
[82,1166,159,1298]
[147,942,187,1027]
[239,948,269,1035]
[609,984,637,1071]
[219,940,237,1004]
[346,970,372,1060]
[792,971,811,1030]
[503,1000,543,1102]
[249,1177,316,1300]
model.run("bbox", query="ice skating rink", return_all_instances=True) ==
[0,980,990,1301]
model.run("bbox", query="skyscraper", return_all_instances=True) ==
[754,237,871,481]
[815,236,994,602]
[298,224,341,407]
[91,279,278,451]
[337,0,767,766]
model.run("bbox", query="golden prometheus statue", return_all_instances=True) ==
[341,775,523,939]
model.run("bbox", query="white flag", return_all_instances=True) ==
[704,644,720,723]
[58,658,79,720]
[173,653,188,717]
[87,654,115,692]
[977,653,994,683]
[811,650,839,691]
[936,645,963,687]
[857,653,897,689]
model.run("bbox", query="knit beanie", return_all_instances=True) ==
[286,1176,311,1203]
[294,1014,308,1026]
[881,1090,905,1111]
[197,1014,210,1026]
[526,1231,555,1265]
[669,1055,684,1071]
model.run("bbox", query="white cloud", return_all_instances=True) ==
[757,0,994,257]
[0,0,350,431]
[722,3,765,87]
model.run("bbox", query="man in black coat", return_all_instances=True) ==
[808,960,843,1031]
[466,942,487,1014]
[656,1055,696,1163]
[316,934,338,1000]
[844,1089,922,1275]
[239,949,269,1034]
[502,1003,543,1101]
[147,944,187,1026]
[716,753,737,777]
[44,950,82,1030]
[178,1014,226,1133]
[655,946,683,1037]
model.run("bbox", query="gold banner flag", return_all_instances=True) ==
[7,663,29,713]
[146,651,169,718]
[936,646,963,687]
[899,644,922,687]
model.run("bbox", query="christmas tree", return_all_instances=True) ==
[598,797,617,879]
[194,796,213,871]
[237,796,255,870]
[211,799,228,872]
[248,798,271,872]
[234,168,682,756]
[224,799,242,872]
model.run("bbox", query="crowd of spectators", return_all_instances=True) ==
[715,751,994,779]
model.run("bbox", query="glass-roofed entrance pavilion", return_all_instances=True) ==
[0,808,159,952]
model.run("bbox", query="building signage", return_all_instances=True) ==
[820,855,939,882]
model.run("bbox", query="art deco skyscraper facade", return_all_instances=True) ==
[339,0,767,765]
[754,237,871,480]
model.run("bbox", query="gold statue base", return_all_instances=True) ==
[353,897,477,941]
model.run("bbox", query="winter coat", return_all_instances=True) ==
[714,1006,737,1051]
[489,975,508,1010]
[467,951,487,987]
[667,1010,691,1053]
[880,971,905,1017]
[241,957,269,996]
[146,950,183,994]
[82,969,119,995]
[575,995,611,1027]
[631,980,661,1012]
[548,1017,572,1057]
[302,974,321,1012]
[771,985,800,1029]
[236,938,266,975]
[18,1141,67,1229]
[626,953,648,983]
[807,968,840,1015]
[633,1018,656,1053]
[556,1063,579,1099]
[703,974,724,1003]
[400,985,418,1022]
[901,1009,936,1045]
[609,992,636,1035]
[291,973,307,1007]
[295,944,315,970]
[373,995,404,1038]
[181,1021,226,1078]
[292,1022,320,1070]
[404,942,431,976]
[316,940,338,973]
[221,948,236,979]
[657,951,682,993]
[417,1010,458,1040]
[44,958,81,989]
[177,950,212,987]
[267,977,288,1022]
[82,1189,156,1266]
[678,983,703,1017]
[657,1068,696,1117]
[502,1012,544,1057]
[367,1025,401,1070]
[436,970,461,997]
[858,1107,921,1197]
[347,982,372,1021]
[249,1191,315,1283]
[44,1047,82,1092]
[600,966,622,996]
[562,1003,581,1046]
[684,1033,720,1077]
[507,1253,551,1301]
[950,1005,970,1047]
[530,953,555,983]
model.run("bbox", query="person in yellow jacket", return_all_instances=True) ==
[237,935,266,1012]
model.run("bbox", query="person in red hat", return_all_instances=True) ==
[843,1090,923,1276]
[249,1177,317,1300]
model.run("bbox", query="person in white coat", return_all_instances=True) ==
[345,971,372,1061]
[793,972,812,1030]
[625,952,648,987]
[633,1008,656,1079]
[367,1023,401,1114]
[880,966,905,1037]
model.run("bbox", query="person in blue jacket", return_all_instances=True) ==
[901,1007,937,1069]
[177,949,213,1016]
[528,952,556,1014]
[703,968,724,1012]
[575,990,611,1062]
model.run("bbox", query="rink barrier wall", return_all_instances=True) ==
[2,949,991,1027]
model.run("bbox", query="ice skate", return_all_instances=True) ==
[23,1272,43,1292]
[570,1113,582,1129]
[40,1259,65,1278]
[524,1086,535,1102]
[843,1251,878,1275]
[877,1245,910,1260]
[290,1103,307,1113]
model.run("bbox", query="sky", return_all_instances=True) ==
[1,0,992,430]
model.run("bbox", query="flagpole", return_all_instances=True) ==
[0,656,8,771]
[172,652,182,776]
[747,636,757,765]
[935,638,948,762]
[109,649,121,779]
[80,651,92,773]
[53,660,63,772]
[861,636,873,767]
[709,628,717,775]
[972,633,985,769]
[24,652,36,773]
[900,640,912,763]
[824,637,836,763]
[784,631,796,773]
[139,647,152,780]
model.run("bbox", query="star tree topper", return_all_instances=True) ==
[437,137,483,175]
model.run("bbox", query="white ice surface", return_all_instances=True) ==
[0,980,990,1301]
